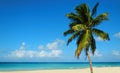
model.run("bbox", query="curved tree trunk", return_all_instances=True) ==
[87,51,93,73]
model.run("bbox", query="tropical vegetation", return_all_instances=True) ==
[63,2,110,73]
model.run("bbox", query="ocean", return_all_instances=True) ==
[0,62,120,71]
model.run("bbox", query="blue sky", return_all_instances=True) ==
[0,0,120,62]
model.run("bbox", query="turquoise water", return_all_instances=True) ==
[0,62,120,71]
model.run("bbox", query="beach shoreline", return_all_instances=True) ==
[0,67,120,73]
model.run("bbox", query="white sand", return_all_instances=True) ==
[0,67,120,73]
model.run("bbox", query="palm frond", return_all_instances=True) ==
[75,3,90,23]
[69,22,78,28]
[66,13,83,23]
[91,2,99,17]
[92,28,110,40]
[82,30,91,47]
[91,13,108,27]
[72,24,86,31]
[75,31,85,59]
[75,30,91,58]
[76,32,84,46]
[90,35,96,55]
[75,42,83,59]
[63,29,74,36]
[67,31,80,45]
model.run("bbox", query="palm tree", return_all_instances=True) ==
[63,2,110,73]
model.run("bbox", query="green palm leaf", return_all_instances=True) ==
[91,2,99,16]
[67,31,80,45]
[75,41,83,59]
[72,24,86,31]
[69,22,78,28]
[92,28,110,40]
[75,3,90,23]
[75,30,91,58]
[91,13,108,27]
[90,35,96,55]
[75,32,85,58]
[64,29,74,36]
[66,13,83,23]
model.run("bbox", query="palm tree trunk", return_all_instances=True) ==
[87,51,93,73]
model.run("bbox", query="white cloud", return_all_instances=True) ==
[114,32,120,38]
[8,39,64,58]
[47,42,58,50]
[10,42,26,58]
[46,39,65,50]
[26,50,36,58]
[95,37,104,41]
[10,49,35,58]
[48,50,62,57]
[112,50,120,56]
[38,45,44,50]
[37,50,62,58]
[11,49,25,58]
[37,50,47,57]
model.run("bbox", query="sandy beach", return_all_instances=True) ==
[0,67,120,73]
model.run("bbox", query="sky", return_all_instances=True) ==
[0,0,120,62]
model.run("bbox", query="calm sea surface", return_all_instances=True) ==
[0,62,120,71]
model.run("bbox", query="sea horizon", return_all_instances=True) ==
[0,61,120,63]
